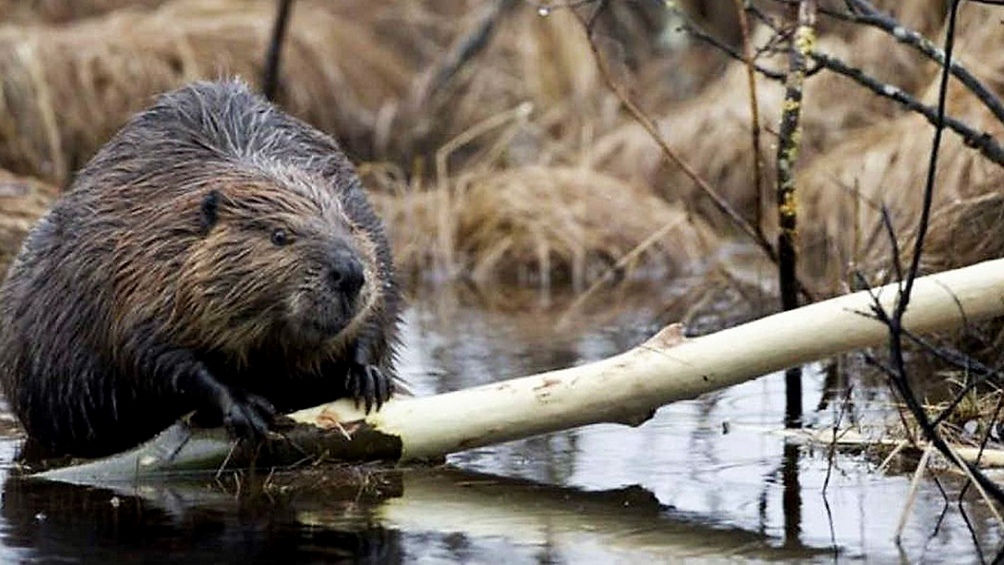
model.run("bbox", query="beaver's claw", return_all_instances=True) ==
[347,362,393,414]
[221,392,275,442]
[182,363,275,442]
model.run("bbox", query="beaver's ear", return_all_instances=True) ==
[199,190,220,235]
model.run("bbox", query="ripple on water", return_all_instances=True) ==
[0,282,999,563]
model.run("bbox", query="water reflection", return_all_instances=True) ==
[0,280,1000,562]
[782,442,803,549]
[0,465,828,564]
[1,474,405,563]
[404,283,1002,562]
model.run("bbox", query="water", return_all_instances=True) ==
[0,282,1000,563]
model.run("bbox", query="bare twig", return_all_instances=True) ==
[387,0,519,156]
[899,4,954,319]
[261,0,295,102]
[731,0,768,241]
[877,0,1004,509]
[669,6,786,80]
[822,0,1004,127]
[680,7,1004,169]
[896,443,933,541]
[941,441,1004,529]
[412,0,519,108]
[574,7,786,276]
[811,50,1004,168]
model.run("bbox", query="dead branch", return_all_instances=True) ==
[31,257,1004,483]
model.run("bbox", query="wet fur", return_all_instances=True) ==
[0,80,400,457]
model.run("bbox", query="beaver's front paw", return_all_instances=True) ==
[346,362,393,413]
[220,392,275,441]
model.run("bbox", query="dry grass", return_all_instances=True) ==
[356,3,716,288]
[369,165,717,287]
[0,0,696,290]
[589,15,942,227]
[0,0,169,24]
[923,190,1004,275]
[386,5,614,168]
[788,1,1004,384]
[797,13,1004,289]
[0,0,413,185]
[0,1,670,186]
[0,0,997,297]
[675,0,948,45]
[382,2,680,170]
[0,169,56,274]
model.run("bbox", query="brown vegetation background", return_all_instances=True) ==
[0,0,1000,297]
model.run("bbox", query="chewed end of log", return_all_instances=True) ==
[643,323,688,350]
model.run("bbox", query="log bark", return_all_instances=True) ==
[33,258,1004,484]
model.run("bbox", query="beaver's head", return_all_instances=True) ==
[172,172,380,357]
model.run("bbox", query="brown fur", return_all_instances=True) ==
[0,80,401,457]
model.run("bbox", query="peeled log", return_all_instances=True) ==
[34,258,1004,484]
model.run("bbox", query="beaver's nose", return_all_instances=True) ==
[329,247,365,299]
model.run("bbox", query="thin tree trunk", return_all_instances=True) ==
[776,0,817,428]
[35,258,1004,484]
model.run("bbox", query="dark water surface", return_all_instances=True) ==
[0,282,1000,563]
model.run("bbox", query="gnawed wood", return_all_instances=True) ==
[31,257,1004,484]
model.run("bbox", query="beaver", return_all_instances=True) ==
[0,80,401,458]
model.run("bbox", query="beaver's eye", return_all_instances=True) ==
[270,228,290,246]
